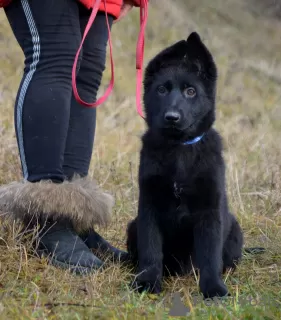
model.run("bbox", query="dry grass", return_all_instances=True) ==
[0,0,281,319]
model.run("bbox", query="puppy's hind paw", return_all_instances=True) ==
[130,278,162,294]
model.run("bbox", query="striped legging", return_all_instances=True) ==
[4,0,113,182]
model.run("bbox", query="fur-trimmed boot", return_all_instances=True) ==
[0,175,119,274]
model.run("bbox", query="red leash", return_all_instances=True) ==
[136,0,148,119]
[72,0,148,119]
[72,0,113,108]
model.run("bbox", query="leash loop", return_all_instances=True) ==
[72,0,114,108]
[72,0,148,119]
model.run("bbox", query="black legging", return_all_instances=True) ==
[4,0,113,182]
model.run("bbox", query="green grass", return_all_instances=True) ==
[0,0,281,318]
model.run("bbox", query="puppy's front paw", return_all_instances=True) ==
[130,276,162,294]
[200,277,228,298]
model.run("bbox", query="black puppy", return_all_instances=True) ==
[126,32,244,298]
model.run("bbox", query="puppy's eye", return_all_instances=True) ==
[157,85,168,95]
[184,87,196,98]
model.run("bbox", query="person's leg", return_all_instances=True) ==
[63,9,113,179]
[6,0,80,183]
[0,0,114,273]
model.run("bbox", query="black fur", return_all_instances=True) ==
[126,32,244,298]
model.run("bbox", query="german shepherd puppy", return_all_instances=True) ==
[126,32,243,298]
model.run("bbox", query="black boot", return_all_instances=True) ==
[38,219,104,274]
[80,229,130,264]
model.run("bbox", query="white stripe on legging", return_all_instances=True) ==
[17,0,41,179]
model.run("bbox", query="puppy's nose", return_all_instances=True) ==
[164,111,181,122]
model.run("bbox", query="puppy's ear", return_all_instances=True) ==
[185,32,217,80]
[185,32,208,59]
[186,31,202,43]
[144,40,186,86]
[155,40,187,63]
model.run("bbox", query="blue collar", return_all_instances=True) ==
[182,133,205,145]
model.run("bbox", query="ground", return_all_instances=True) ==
[0,0,280,319]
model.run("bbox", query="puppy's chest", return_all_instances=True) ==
[159,178,195,231]
[165,167,197,218]
[172,178,193,211]
[169,157,196,199]
[152,151,200,217]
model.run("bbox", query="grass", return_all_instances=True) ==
[0,0,280,318]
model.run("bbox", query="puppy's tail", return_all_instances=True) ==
[243,247,266,254]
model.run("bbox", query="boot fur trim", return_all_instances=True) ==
[0,176,114,232]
